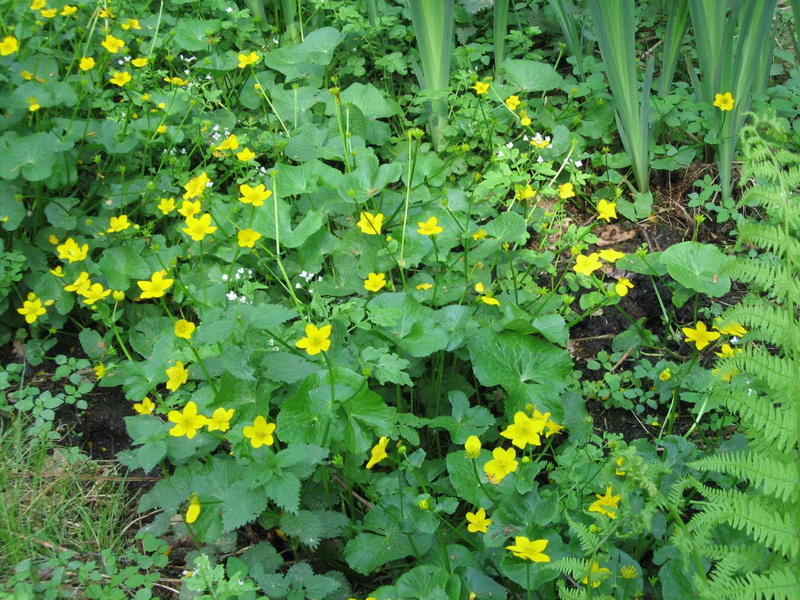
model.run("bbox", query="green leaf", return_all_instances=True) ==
[265,470,301,513]
[345,531,428,575]
[367,293,449,358]
[173,19,221,52]
[446,449,495,507]
[616,252,667,276]
[98,244,152,290]
[484,211,529,244]
[279,510,349,549]
[530,315,569,347]
[501,59,563,91]
[430,391,495,444]
[0,183,24,230]
[276,444,329,479]
[220,480,269,533]
[360,346,413,386]
[0,132,73,182]
[44,197,79,229]
[396,565,454,600]
[339,82,401,119]
[79,328,107,360]
[660,241,731,296]
[467,329,572,418]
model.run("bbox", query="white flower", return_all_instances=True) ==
[226,291,238,300]
[221,274,229,281]
[575,160,583,167]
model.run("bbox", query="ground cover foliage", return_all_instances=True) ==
[1,0,799,598]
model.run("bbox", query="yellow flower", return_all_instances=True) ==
[464,435,481,458]
[186,493,201,523]
[483,447,518,482]
[472,81,490,95]
[183,172,210,200]
[206,407,235,433]
[182,213,217,241]
[30,0,46,9]
[598,249,625,263]
[356,211,383,235]
[713,92,734,111]
[466,507,492,533]
[588,486,621,519]
[573,253,602,276]
[107,215,131,232]
[164,76,188,86]
[597,199,617,222]
[715,343,741,358]
[174,319,196,340]
[480,296,500,306]
[615,456,627,476]
[109,71,132,87]
[516,184,536,200]
[714,320,747,337]
[505,537,550,562]
[80,282,111,305]
[112,290,125,301]
[472,229,487,241]
[582,561,611,588]
[101,34,125,54]
[64,271,91,293]
[79,56,96,71]
[237,228,262,248]
[714,366,739,382]
[416,282,433,290]
[417,216,443,236]
[366,436,390,469]
[131,57,148,67]
[133,397,155,415]
[137,270,173,299]
[501,411,546,449]
[545,419,563,437]
[156,124,167,134]
[56,238,89,263]
[236,147,256,161]
[121,18,141,30]
[216,134,239,151]
[21,71,34,80]
[558,182,576,199]
[61,5,77,16]
[475,282,486,293]
[682,321,721,350]
[238,183,272,207]
[505,95,521,111]
[157,197,176,214]
[49,266,65,277]
[658,368,672,381]
[295,323,332,355]
[520,115,531,127]
[98,7,114,17]
[17,293,46,323]
[0,36,19,56]
[615,278,634,297]
[27,97,41,112]
[364,272,387,292]
[243,416,276,448]
[165,361,189,392]
[177,199,201,218]
[237,51,260,68]
[40,8,57,18]
[418,498,430,510]
[168,400,206,437]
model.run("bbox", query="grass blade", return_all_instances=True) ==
[658,0,689,96]
[494,0,510,81]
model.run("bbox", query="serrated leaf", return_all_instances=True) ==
[276,444,328,479]
[173,19,221,52]
[467,329,571,418]
[279,510,349,549]
[266,470,300,513]
[361,346,413,386]
[221,481,268,533]
[484,211,529,244]
[345,531,425,575]
[98,244,152,290]
[429,390,495,444]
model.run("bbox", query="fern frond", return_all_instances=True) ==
[687,450,798,503]
[720,301,795,347]
[712,387,796,453]
[734,222,800,260]
[566,515,601,554]
[725,346,795,395]
[690,486,798,559]
[556,580,588,600]
[716,564,800,600]
[725,258,800,300]
[551,557,592,580]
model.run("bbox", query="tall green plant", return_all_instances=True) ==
[658,0,689,97]
[407,0,455,149]
[588,0,652,194]
[548,0,591,81]
[493,0,510,81]
[671,112,800,598]
[686,0,777,201]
